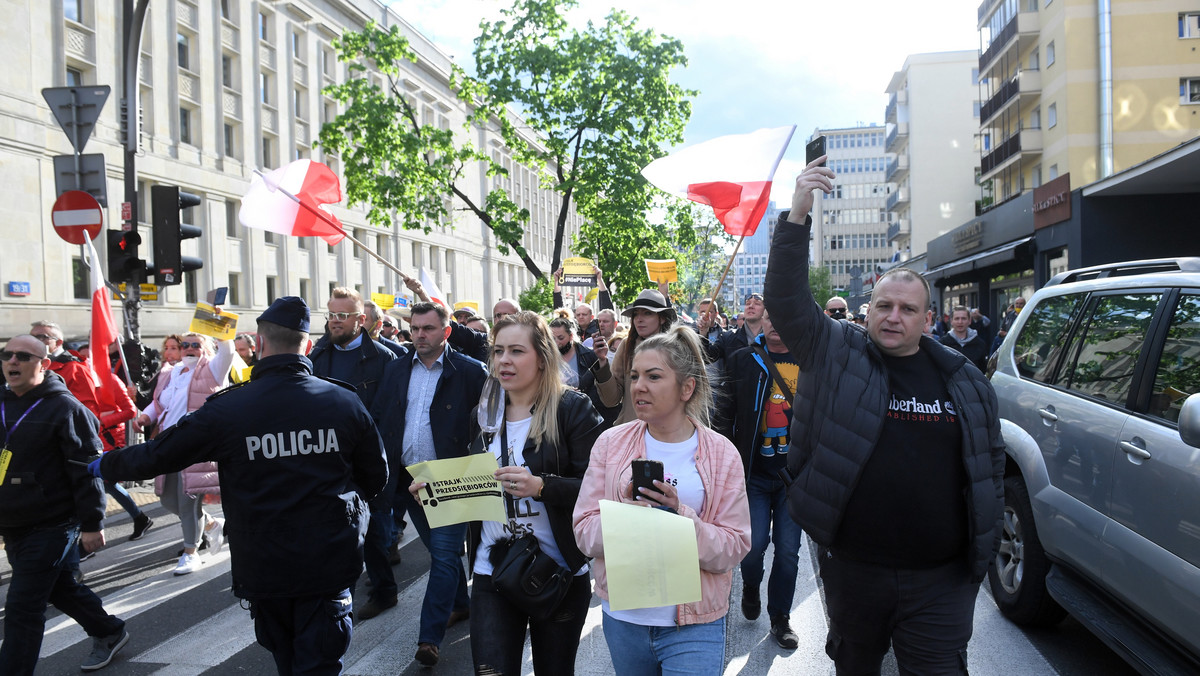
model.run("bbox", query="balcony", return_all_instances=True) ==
[980,69,1041,125]
[979,129,1042,179]
[886,122,908,152]
[979,11,1040,74]
[885,89,907,124]
[885,153,909,182]
[887,218,911,244]
[885,186,909,211]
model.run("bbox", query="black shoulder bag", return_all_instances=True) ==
[486,419,573,621]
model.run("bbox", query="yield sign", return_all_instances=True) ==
[41,86,110,153]
[52,190,104,245]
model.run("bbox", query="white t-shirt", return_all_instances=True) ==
[474,416,586,577]
[603,428,704,627]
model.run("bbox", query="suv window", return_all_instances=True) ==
[1062,293,1161,405]
[1149,292,1200,423]
[1014,293,1085,382]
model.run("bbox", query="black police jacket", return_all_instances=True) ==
[100,354,389,599]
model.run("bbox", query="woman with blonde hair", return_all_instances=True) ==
[459,311,606,675]
[593,289,676,425]
[574,324,751,675]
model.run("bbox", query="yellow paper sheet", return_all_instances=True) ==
[406,454,507,528]
[371,292,396,309]
[562,256,594,276]
[645,259,679,284]
[188,302,239,340]
[599,499,701,611]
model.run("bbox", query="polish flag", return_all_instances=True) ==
[420,267,447,308]
[239,159,346,245]
[641,126,796,237]
[84,237,119,400]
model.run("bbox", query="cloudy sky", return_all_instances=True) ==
[384,0,981,203]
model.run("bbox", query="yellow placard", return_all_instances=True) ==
[562,257,594,276]
[645,259,678,284]
[407,454,507,529]
[188,302,239,341]
[599,499,701,611]
[111,283,159,301]
[371,292,396,309]
[584,287,599,303]
[454,301,480,312]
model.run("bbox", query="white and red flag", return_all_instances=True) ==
[420,268,447,308]
[641,125,796,237]
[239,159,346,245]
[83,237,119,400]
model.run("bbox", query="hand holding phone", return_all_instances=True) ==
[806,135,827,168]
[630,459,665,504]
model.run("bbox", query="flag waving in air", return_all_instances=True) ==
[239,159,345,245]
[84,236,119,402]
[420,268,447,308]
[641,126,796,237]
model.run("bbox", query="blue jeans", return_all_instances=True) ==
[251,588,353,676]
[0,525,124,675]
[602,613,726,676]
[399,487,469,647]
[104,481,143,518]
[363,505,397,602]
[740,472,804,618]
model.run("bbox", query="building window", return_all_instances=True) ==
[258,11,270,41]
[299,278,310,303]
[1049,164,1058,180]
[1180,13,1200,38]
[973,101,981,118]
[72,257,88,300]
[64,0,83,23]
[1030,106,1041,129]
[1029,48,1039,70]
[220,0,233,20]
[294,88,305,117]
[228,273,241,306]
[297,236,311,251]
[1181,78,1200,104]
[262,136,274,168]
[1031,165,1042,188]
[321,47,334,76]
[260,72,271,105]
[177,33,190,71]
[222,54,234,88]
[264,231,279,245]
[1046,41,1055,66]
[266,276,278,303]
[179,107,192,144]
[185,270,198,304]
[1047,103,1057,128]
[223,122,238,158]
[292,31,304,62]
[66,67,83,86]
[226,200,239,237]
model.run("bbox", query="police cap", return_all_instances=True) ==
[257,296,310,332]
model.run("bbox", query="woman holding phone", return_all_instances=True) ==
[593,288,675,425]
[464,311,606,675]
[573,325,751,675]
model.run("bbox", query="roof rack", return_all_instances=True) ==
[1046,258,1200,287]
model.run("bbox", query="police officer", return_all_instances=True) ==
[92,297,388,675]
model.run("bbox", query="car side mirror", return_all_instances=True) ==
[1177,392,1200,448]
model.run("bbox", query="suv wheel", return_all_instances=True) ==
[988,475,1067,626]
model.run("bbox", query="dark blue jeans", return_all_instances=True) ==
[0,524,124,675]
[251,589,353,676]
[818,549,979,675]
[363,505,397,603]
[398,487,470,647]
[470,572,592,675]
[740,472,804,618]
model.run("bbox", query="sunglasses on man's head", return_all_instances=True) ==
[1,350,42,362]
[180,341,204,350]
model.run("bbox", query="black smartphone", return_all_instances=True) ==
[631,459,664,503]
[207,287,229,306]
[806,135,827,167]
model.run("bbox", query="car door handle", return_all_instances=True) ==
[1119,441,1151,460]
[1038,408,1059,422]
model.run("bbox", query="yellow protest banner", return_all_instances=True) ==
[407,454,507,528]
[599,499,701,611]
[188,302,239,341]
[562,256,594,276]
[454,301,479,312]
[371,292,396,309]
[645,259,678,284]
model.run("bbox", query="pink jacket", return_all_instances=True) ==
[572,418,751,626]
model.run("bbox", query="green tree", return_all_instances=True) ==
[470,0,694,277]
[669,202,735,312]
[318,23,538,274]
[809,266,834,309]
[517,276,554,316]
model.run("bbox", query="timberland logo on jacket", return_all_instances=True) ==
[887,396,957,423]
[245,429,341,460]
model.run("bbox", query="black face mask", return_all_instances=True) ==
[558,341,572,355]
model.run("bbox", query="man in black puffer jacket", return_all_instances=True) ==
[765,160,1004,675]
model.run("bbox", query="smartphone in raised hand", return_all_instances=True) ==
[806,135,827,167]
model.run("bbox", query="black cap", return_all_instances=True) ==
[257,296,310,332]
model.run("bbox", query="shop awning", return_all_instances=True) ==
[923,236,1034,285]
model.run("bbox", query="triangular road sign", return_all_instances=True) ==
[41,85,111,153]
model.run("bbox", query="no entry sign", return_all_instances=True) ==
[52,190,103,244]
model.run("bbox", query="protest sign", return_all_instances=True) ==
[407,454,506,528]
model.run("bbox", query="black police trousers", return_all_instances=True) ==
[250,588,353,676]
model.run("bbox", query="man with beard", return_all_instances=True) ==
[307,287,398,619]
[548,314,617,428]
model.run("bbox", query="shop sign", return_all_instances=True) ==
[1034,173,1071,229]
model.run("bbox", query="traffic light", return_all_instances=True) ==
[106,229,144,284]
[151,185,203,286]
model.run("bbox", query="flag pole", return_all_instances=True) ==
[704,233,747,322]
[254,170,414,283]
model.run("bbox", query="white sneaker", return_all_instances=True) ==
[173,552,201,576]
[205,517,226,554]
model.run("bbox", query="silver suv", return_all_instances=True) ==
[988,259,1200,675]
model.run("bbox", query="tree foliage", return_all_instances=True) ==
[667,202,734,312]
[809,266,834,310]
[517,276,554,316]
[469,0,694,276]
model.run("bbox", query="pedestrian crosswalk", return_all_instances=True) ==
[0,503,1086,675]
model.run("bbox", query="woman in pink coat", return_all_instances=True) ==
[573,325,751,675]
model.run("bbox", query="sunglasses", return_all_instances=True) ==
[180,341,205,349]
[325,311,357,321]
[1,350,42,362]
[31,333,55,342]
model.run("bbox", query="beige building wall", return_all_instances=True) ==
[0,0,581,340]
[885,51,982,259]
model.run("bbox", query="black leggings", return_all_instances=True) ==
[469,572,592,676]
